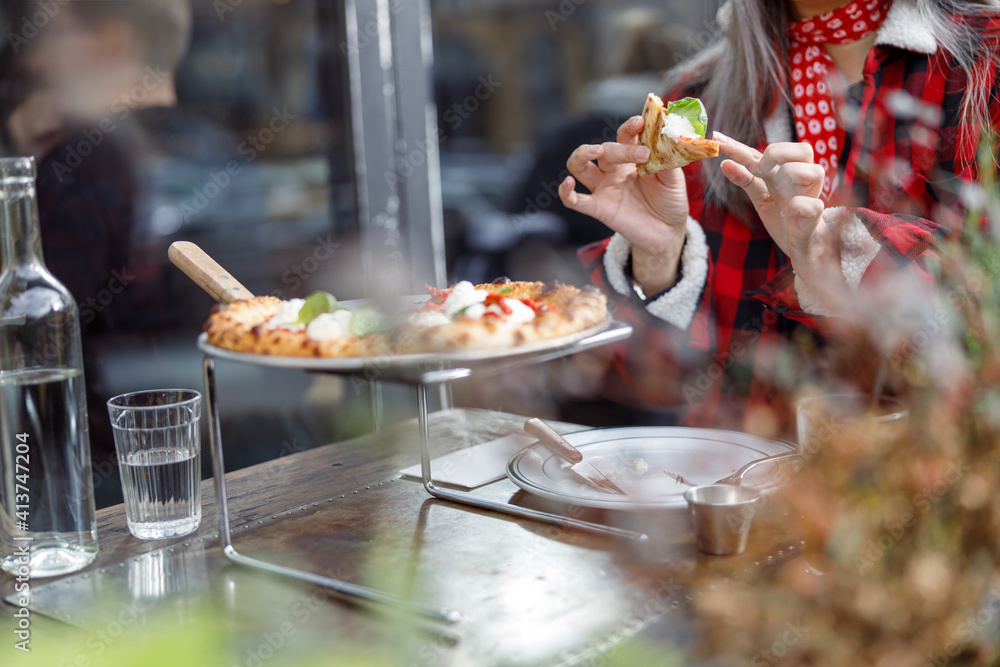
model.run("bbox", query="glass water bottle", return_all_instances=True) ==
[0,157,98,577]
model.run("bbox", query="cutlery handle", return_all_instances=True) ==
[728,451,800,485]
[168,241,254,305]
[524,418,583,464]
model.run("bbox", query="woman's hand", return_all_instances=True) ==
[716,133,848,312]
[559,116,689,295]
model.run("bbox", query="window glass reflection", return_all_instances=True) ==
[1,0,360,508]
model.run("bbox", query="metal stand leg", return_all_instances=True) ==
[416,383,648,542]
[437,383,453,411]
[203,356,461,625]
[371,379,384,432]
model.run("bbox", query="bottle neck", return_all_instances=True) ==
[1,178,45,271]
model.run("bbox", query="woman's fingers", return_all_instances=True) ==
[720,159,771,209]
[616,116,644,145]
[717,134,816,181]
[558,175,597,217]
[566,140,650,189]
[782,195,826,257]
[718,134,824,204]
[566,144,605,191]
[782,195,825,223]
[758,142,814,174]
[596,142,650,172]
[715,132,764,176]
[770,162,826,200]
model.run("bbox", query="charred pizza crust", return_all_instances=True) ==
[203,279,608,357]
[637,93,719,177]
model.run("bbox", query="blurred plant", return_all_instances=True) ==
[0,604,394,667]
[688,134,1000,666]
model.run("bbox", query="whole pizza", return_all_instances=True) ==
[203,278,608,358]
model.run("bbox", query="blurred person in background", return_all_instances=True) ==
[1,0,250,505]
[561,0,1000,436]
[503,9,699,286]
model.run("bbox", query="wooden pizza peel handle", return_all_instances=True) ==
[168,241,254,304]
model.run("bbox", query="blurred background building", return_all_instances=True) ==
[0,0,722,507]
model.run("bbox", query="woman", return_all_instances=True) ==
[560,0,1000,432]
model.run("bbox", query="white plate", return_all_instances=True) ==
[507,426,795,510]
[197,298,622,373]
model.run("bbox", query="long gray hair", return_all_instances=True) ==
[667,0,1000,214]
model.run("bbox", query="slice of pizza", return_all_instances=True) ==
[637,93,720,177]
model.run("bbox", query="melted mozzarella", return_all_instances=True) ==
[661,113,697,140]
[306,310,355,340]
[463,303,487,320]
[433,282,538,323]
[503,298,536,324]
[266,298,306,330]
[443,281,487,319]
[409,310,451,327]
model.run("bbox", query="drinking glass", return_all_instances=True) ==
[107,390,202,540]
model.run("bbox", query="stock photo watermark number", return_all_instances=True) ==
[12,433,30,531]
[12,432,32,652]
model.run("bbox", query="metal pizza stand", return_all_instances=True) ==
[170,242,636,626]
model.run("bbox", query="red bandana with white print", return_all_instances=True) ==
[788,0,891,200]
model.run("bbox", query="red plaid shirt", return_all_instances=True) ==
[580,11,1000,430]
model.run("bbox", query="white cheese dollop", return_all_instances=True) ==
[661,113,697,140]
[409,310,451,328]
[266,298,306,330]
[306,309,355,341]
[443,281,488,319]
[502,298,536,324]
[462,303,487,320]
